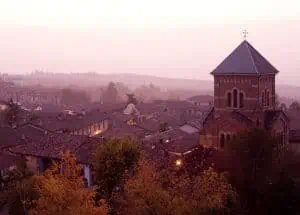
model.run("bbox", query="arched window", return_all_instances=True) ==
[227,92,232,107]
[239,92,244,108]
[233,89,238,108]
[262,92,265,106]
[266,90,270,106]
[220,134,225,148]
[226,134,231,144]
[265,89,268,107]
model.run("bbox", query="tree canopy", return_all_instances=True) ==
[93,139,141,200]
[30,152,109,215]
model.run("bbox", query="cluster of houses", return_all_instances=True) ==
[0,80,62,110]
[0,95,213,188]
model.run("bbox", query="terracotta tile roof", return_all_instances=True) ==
[143,128,200,154]
[31,110,108,132]
[101,124,146,140]
[186,95,214,102]
[11,134,87,159]
[0,152,23,170]
[211,40,279,76]
[230,111,254,127]
[75,138,104,164]
[0,127,27,150]
[136,119,161,132]
[287,110,300,130]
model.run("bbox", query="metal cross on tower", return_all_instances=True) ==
[242,29,248,40]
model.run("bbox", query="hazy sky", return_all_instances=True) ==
[0,0,300,85]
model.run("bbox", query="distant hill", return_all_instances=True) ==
[8,72,300,101]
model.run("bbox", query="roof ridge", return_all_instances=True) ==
[245,41,259,74]
[246,41,280,75]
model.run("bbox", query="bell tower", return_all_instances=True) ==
[211,40,278,115]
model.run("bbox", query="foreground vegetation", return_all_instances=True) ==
[1,130,300,215]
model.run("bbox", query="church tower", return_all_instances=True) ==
[211,40,279,116]
[200,39,289,149]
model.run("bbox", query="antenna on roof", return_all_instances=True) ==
[242,29,248,40]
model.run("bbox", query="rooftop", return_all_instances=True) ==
[211,40,279,76]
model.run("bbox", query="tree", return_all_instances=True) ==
[93,139,140,200]
[117,159,237,215]
[126,93,138,105]
[61,88,90,107]
[223,129,288,214]
[0,161,37,215]
[30,152,108,215]
[275,93,280,108]
[3,99,21,126]
[117,159,173,215]
[289,101,300,111]
[102,82,120,104]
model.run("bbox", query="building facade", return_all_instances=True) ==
[200,40,289,149]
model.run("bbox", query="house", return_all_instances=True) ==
[0,127,28,151]
[0,152,24,190]
[200,40,289,149]
[11,134,104,187]
[143,127,200,157]
[30,109,109,137]
[186,94,214,106]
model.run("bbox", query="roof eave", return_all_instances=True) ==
[211,72,278,76]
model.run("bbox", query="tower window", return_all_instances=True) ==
[226,134,231,144]
[262,92,265,106]
[266,90,270,106]
[220,133,225,148]
[239,92,244,108]
[233,89,238,108]
[265,89,268,107]
[227,92,232,107]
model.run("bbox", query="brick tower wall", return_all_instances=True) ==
[214,75,260,112]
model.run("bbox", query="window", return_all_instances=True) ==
[227,92,232,107]
[262,92,265,106]
[266,90,270,106]
[226,134,231,144]
[220,133,225,148]
[233,89,238,108]
[265,89,268,107]
[239,92,244,108]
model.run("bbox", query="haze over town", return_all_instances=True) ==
[2,1,300,215]
[0,0,300,85]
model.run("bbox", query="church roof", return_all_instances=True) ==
[211,40,279,76]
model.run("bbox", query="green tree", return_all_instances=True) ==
[3,99,21,126]
[93,139,140,200]
[102,82,120,104]
[0,163,37,215]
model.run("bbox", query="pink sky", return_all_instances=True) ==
[0,0,299,85]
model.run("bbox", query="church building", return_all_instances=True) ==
[200,40,289,149]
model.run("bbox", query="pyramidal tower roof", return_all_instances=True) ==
[211,40,280,76]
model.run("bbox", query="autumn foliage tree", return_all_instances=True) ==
[93,139,140,200]
[116,159,237,215]
[30,152,108,215]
